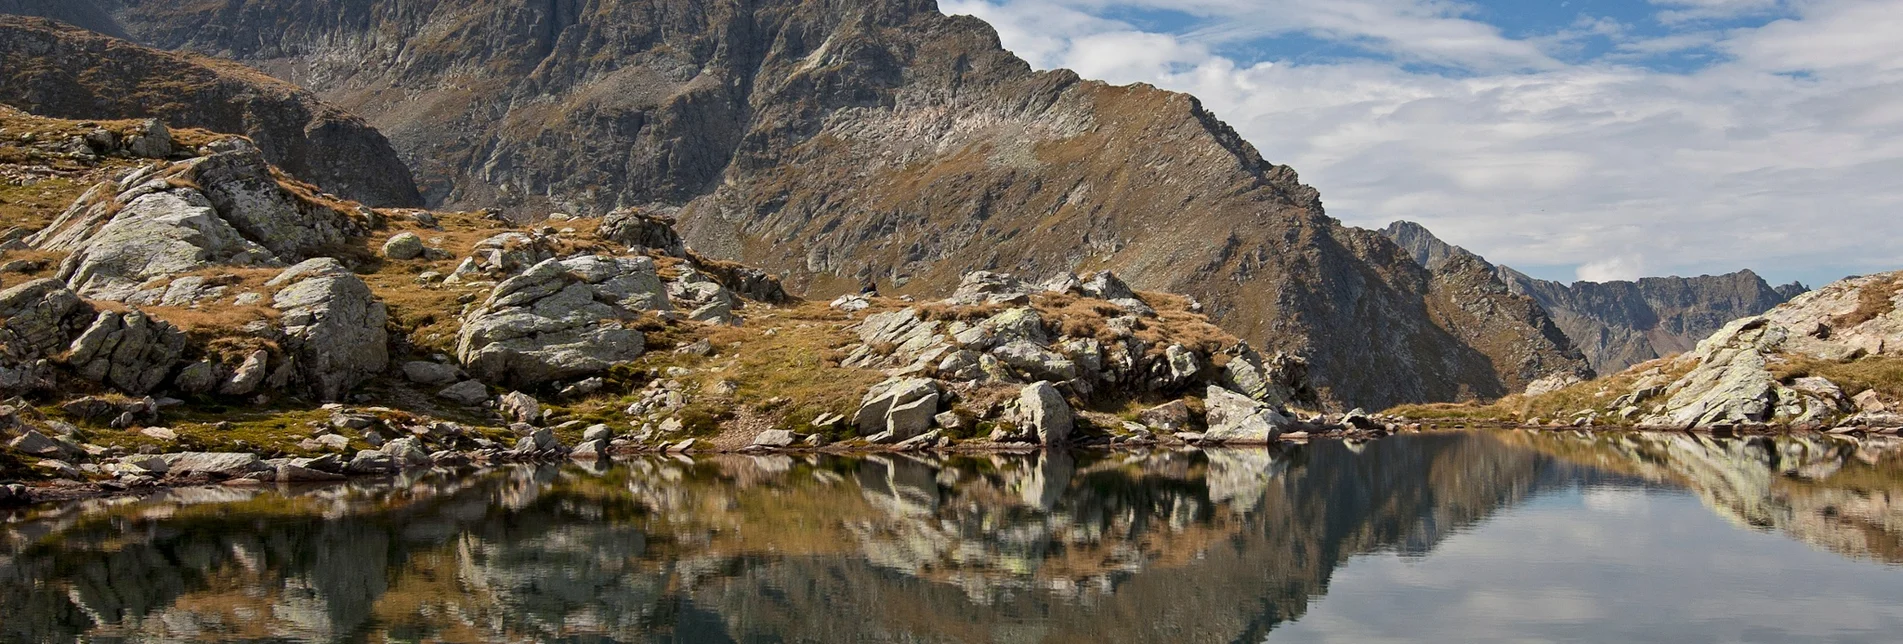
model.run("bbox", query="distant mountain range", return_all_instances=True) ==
[1381,221,1804,375]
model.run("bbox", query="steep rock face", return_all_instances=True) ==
[1384,220,1797,376]
[1381,223,1594,391]
[97,0,1576,407]
[0,16,422,206]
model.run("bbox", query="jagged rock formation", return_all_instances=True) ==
[1383,220,1799,376]
[0,16,421,206]
[78,0,1585,408]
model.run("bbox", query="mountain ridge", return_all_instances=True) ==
[1381,220,1802,375]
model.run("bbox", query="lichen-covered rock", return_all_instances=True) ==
[269,258,388,401]
[381,232,424,259]
[31,150,364,300]
[1018,381,1073,445]
[668,267,738,324]
[1203,385,1292,444]
[219,349,269,396]
[598,207,686,257]
[456,256,662,387]
[946,271,1030,306]
[64,309,187,395]
[853,377,941,436]
[0,276,91,367]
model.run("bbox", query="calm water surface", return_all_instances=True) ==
[3,430,1902,643]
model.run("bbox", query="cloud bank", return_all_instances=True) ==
[945,0,1903,285]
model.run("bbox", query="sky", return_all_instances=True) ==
[941,0,1903,287]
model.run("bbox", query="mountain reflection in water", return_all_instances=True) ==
[1,430,1900,643]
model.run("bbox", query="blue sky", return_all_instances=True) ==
[944,0,1903,287]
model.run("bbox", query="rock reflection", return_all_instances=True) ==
[1508,430,1903,564]
[0,431,1898,641]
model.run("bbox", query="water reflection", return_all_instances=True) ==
[0,431,1898,642]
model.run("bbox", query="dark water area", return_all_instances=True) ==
[2,430,1901,643]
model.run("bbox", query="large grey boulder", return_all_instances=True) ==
[269,258,389,401]
[598,208,686,257]
[161,452,267,477]
[1203,385,1292,443]
[455,256,663,388]
[381,232,425,260]
[1018,381,1073,445]
[853,377,941,436]
[65,309,188,395]
[946,271,1030,305]
[1079,271,1135,301]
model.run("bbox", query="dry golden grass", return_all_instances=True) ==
[1835,277,1900,329]
[1774,355,1903,401]
[1387,355,1692,424]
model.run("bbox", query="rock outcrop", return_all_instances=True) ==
[454,256,665,389]
[0,16,421,206]
[1556,271,1901,429]
[89,0,1585,409]
[30,148,365,300]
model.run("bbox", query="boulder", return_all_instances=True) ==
[946,271,1030,305]
[1202,386,1291,443]
[852,377,941,435]
[270,258,389,401]
[884,393,940,440]
[345,450,397,474]
[174,359,222,394]
[570,439,609,460]
[275,462,346,482]
[402,361,460,386]
[1079,271,1135,301]
[1018,381,1073,445]
[1854,390,1888,413]
[456,256,660,387]
[7,429,65,456]
[380,437,432,468]
[219,350,270,396]
[161,452,266,477]
[598,208,687,257]
[499,391,542,424]
[31,150,361,300]
[381,232,425,260]
[64,309,187,395]
[582,424,614,443]
[1137,400,1191,431]
[437,380,489,405]
[752,429,797,447]
[990,340,1076,381]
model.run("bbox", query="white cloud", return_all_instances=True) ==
[944,0,1903,286]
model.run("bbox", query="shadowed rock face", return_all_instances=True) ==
[58,0,1586,408]
[0,16,422,207]
[1383,220,1798,376]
